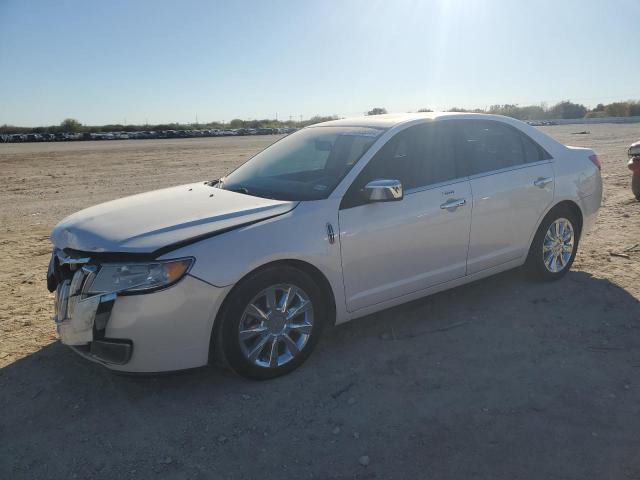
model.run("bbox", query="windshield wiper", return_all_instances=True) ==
[229,186,251,195]
[209,179,256,197]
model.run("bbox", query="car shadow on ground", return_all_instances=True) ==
[2,269,640,480]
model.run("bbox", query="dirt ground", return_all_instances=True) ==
[1,124,639,479]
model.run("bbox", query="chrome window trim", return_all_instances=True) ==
[466,159,553,181]
[404,176,470,196]
[401,158,553,197]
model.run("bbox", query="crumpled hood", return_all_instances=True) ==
[51,182,297,254]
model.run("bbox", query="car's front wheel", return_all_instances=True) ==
[526,206,580,280]
[216,266,326,380]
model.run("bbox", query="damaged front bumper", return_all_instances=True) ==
[51,251,133,365]
[48,249,230,373]
[58,293,133,365]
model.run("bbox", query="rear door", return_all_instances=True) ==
[338,121,472,312]
[459,120,555,274]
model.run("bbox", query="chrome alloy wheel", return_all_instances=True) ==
[238,284,314,369]
[542,218,575,273]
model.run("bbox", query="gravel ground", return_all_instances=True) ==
[1,125,639,479]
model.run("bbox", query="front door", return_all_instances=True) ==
[338,121,472,312]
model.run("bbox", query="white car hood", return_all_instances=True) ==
[51,182,297,254]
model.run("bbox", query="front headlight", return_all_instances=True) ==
[88,258,194,294]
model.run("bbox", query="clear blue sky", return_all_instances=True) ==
[1,0,639,126]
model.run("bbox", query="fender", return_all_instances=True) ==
[160,199,349,322]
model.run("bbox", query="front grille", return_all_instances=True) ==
[53,263,97,324]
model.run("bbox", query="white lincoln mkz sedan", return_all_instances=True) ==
[48,113,602,379]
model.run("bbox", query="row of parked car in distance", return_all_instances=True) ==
[525,120,559,126]
[0,127,295,143]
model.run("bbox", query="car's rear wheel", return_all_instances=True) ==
[216,266,326,380]
[526,207,580,281]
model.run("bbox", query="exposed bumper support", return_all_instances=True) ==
[94,292,117,337]
[59,290,134,366]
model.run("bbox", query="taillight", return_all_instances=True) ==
[589,154,602,171]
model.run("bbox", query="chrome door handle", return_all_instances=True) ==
[534,177,553,188]
[440,198,466,210]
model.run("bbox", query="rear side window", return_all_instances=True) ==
[459,121,525,175]
[521,131,552,162]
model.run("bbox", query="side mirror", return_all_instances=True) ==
[362,179,403,202]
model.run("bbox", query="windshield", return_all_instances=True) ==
[219,126,385,201]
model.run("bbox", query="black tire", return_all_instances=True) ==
[215,266,326,380]
[632,174,640,201]
[525,206,580,281]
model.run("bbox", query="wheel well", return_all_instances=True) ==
[273,259,337,325]
[526,200,584,263]
[208,259,337,364]
[548,200,583,236]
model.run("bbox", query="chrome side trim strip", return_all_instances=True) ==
[466,160,553,181]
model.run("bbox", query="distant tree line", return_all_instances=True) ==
[0,115,340,135]
[227,115,339,129]
[366,107,388,115]
[443,100,640,121]
[3,100,640,134]
[365,100,640,121]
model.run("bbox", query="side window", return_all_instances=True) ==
[357,123,461,190]
[349,127,418,190]
[416,122,459,186]
[520,132,552,162]
[341,129,415,209]
[459,121,525,175]
[340,122,461,209]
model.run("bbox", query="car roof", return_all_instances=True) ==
[308,112,521,129]
[306,111,567,157]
